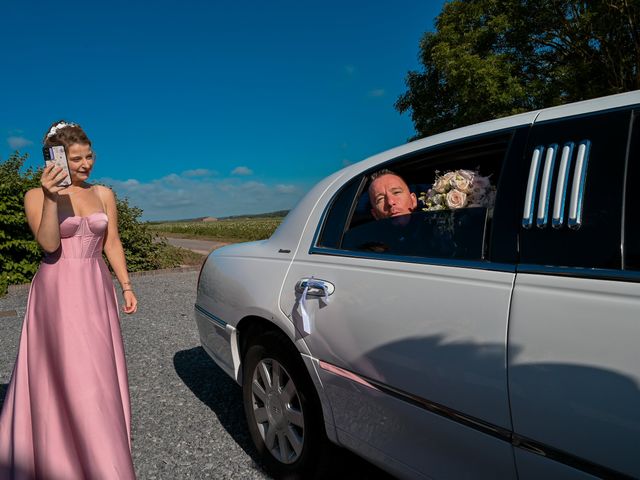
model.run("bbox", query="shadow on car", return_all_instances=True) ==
[173,346,395,479]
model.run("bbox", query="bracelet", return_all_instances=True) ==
[122,289,134,293]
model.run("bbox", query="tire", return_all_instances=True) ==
[242,331,328,479]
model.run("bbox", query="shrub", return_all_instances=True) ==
[112,195,179,272]
[0,153,41,294]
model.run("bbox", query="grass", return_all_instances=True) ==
[148,217,284,243]
[154,242,206,267]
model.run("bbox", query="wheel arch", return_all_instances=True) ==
[235,315,338,444]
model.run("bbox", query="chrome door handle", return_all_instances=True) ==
[295,278,335,297]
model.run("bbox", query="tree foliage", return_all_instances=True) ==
[113,196,175,272]
[0,154,180,295]
[396,0,640,138]
[0,153,42,294]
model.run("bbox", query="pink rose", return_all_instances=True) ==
[446,189,468,209]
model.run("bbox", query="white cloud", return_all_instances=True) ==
[231,166,253,176]
[182,168,215,177]
[368,89,385,97]
[96,172,305,221]
[275,184,297,194]
[7,136,32,149]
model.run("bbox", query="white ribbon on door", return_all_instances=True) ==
[298,280,331,335]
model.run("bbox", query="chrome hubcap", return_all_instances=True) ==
[251,358,304,464]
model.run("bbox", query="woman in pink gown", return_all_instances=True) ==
[0,121,138,479]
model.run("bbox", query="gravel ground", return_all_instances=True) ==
[0,269,393,479]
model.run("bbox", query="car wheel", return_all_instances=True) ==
[243,331,327,479]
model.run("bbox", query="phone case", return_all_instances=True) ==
[43,145,72,187]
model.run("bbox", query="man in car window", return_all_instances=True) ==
[368,169,417,220]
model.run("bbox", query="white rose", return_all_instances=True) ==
[452,174,472,193]
[457,169,476,181]
[446,189,468,209]
[433,176,450,193]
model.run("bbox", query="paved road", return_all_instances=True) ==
[0,270,394,479]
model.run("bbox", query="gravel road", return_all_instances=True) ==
[0,269,393,479]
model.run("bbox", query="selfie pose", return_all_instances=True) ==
[0,121,137,479]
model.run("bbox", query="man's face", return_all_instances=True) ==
[369,174,417,220]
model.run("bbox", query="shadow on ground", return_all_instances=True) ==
[173,347,394,479]
[0,384,7,412]
[173,347,260,461]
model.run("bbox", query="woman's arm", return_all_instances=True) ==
[100,185,138,314]
[24,164,70,253]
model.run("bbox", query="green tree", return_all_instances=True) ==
[0,153,41,294]
[113,195,174,272]
[397,0,640,138]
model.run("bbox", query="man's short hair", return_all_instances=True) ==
[369,169,398,182]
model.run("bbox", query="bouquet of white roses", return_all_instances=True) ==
[419,169,496,211]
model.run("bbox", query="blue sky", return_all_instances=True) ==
[2,1,445,220]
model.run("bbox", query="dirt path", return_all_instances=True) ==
[163,236,230,255]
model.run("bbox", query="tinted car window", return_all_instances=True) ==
[624,110,640,270]
[519,109,632,269]
[316,132,516,262]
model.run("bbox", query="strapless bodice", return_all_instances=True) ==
[51,212,108,259]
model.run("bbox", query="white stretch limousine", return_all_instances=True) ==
[195,90,640,479]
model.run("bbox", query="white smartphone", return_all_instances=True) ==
[43,145,72,187]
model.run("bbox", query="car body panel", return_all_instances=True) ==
[509,273,640,479]
[319,366,517,479]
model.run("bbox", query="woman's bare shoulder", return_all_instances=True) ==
[93,184,115,198]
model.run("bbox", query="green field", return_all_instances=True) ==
[148,217,284,242]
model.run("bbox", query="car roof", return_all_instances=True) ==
[342,89,640,176]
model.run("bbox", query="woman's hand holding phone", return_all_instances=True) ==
[41,164,70,199]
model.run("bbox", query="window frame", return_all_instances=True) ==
[310,127,527,271]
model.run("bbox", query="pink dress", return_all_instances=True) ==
[0,212,135,480]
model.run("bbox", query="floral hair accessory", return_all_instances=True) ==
[420,169,496,211]
[46,121,77,138]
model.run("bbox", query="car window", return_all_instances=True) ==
[519,109,632,270]
[316,132,514,262]
[624,110,640,271]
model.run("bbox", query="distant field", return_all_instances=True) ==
[148,217,284,242]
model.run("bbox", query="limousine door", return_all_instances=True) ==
[280,129,529,479]
[509,107,640,479]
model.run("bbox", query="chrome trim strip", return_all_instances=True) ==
[308,246,516,273]
[319,359,633,479]
[536,144,557,228]
[194,303,227,329]
[552,142,574,228]
[512,435,635,480]
[320,360,511,442]
[522,146,544,228]
[319,361,380,390]
[517,264,640,282]
[568,140,591,229]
